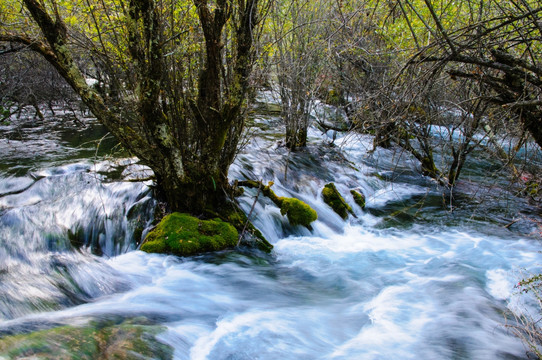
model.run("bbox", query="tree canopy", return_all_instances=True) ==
[1,0,540,207]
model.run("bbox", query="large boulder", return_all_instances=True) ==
[280,197,318,227]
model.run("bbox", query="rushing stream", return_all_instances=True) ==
[0,102,541,359]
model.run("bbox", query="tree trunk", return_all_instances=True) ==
[153,161,227,214]
[285,117,308,150]
[13,0,262,216]
[283,92,310,151]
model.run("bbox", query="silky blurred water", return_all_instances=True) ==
[0,107,540,359]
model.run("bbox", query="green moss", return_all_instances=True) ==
[237,180,317,229]
[250,102,282,115]
[322,183,353,219]
[279,197,318,227]
[222,210,245,229]
[203,203,273,253]
[225,210,273,252]
[140,213,238,256]
[350,190,366,209]
[0,318,173,360]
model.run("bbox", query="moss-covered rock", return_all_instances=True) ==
[0,318,173,360]
[350,189,366,209]
[279,197,318,227]
[322,183,353,219]
[140,213,238,256]
[237,180,318,228]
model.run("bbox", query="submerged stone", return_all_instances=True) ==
[140,212,238,257]
[350,189,366,209]
[322,183,353,219]
[0,317,173,359]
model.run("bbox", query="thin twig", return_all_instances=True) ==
[238,179,263,246]
[93,132,110,217]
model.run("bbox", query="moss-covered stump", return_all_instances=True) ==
[0,318,173,360]
[140,213,238,256]
[350,189,366,209]
[322,183,353,219]
[237,180,318,228]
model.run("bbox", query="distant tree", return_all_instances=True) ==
[346,0,541,186]
[269,0,329,150]
[0,49,76,120]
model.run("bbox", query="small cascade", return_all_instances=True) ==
[0,115,156,320]
[0,162,155,320]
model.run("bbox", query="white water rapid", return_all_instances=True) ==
[0,105,541,359]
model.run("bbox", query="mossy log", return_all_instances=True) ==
[237,180,318,228]
[350,189,366,209]
[140,213,238,257]
[322,183,354,219]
